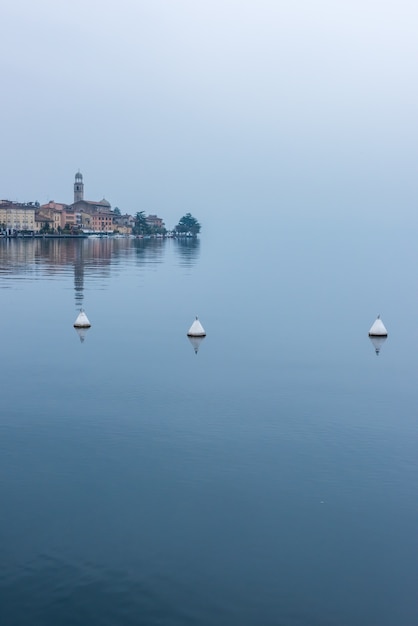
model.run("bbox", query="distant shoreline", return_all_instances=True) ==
[0,234,88,239]
[0,233,199,240]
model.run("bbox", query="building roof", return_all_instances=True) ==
[72,199,112,210]
[0,201,36,210]
[35,212,54,222]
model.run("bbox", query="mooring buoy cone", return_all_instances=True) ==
[369,335,387,356]
[368,315,387,337]
[187,316,206,337]
[74,309,91,328]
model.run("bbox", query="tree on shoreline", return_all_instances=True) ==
[175,213,201,236]
[133,211,150,235]
[39,222,51,235]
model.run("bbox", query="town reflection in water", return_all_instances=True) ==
[173,237,200,266]
[0,236,201,308]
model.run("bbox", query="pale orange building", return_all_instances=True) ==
[90,211,115,232]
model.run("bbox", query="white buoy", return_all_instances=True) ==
[187,316,206,337]
[74,309,91,328]
[368,315,387,337]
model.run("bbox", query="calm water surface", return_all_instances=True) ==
[0,223,417,626]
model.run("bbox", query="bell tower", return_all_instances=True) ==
[74,171,84,203]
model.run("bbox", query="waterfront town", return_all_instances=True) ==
[0,172,200,238]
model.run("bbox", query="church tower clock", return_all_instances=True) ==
[74,171,84,203]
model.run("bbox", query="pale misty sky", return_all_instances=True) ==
[1,0,418,230]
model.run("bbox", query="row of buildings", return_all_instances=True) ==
[0,173,165,235]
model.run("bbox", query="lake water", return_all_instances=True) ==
[1,222,418,626]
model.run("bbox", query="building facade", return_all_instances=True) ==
[146,214,165,232]
[0,201,36,232]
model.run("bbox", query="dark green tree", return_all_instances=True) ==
[133,211,150,235]
[113,207,121,215]
[40,222,51,234]
[175,213,201,235]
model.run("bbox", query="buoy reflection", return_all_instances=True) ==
[188,335,205,355]
[74,327,90,343]
[369,335,387,356]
